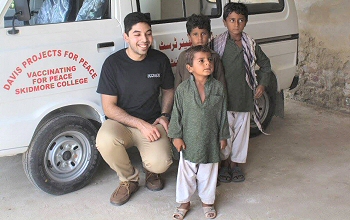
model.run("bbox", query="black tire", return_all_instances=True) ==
[23,113,101,195]
[250,90,275,137]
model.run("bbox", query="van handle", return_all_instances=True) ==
[97,42,114,49]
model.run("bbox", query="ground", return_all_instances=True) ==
[0,99,349,220]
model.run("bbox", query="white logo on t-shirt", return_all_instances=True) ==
[147,73,161,78]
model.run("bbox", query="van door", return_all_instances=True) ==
[1,0,124,152]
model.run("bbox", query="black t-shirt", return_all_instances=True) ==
[97,48,174,123]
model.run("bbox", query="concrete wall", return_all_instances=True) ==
[288,0,350,113]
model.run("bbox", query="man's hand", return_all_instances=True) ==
[255,85,265,99]
[220,140,227,150]
[139,121,161,142]
[173,138,186,152]
[153,116,170,133]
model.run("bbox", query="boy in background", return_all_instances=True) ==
[212,2,272,183]
[169,45,230,219]
[175,14,226,89]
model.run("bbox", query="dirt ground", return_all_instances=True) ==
[1,99,350,220]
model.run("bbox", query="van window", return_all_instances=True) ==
[137,0,221,24]
[229,0,284,14]
[4,0,111,28]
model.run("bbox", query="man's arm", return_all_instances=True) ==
[161,88,174,114]
[101,94,162,142]
[153,88,174,133]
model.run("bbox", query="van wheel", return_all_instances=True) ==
[23,113,101,195]
[250,90,275,137]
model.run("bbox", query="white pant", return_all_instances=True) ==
[176,152,218,205]
[220,111,250,163]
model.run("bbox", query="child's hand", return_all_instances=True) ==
[220,140,227,150]
[173,138,186,152]
[255,85,265,99]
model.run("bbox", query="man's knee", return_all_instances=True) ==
[143,154,173,174]
[96,129,120,150]
[96,133,133,165]
[96,120,130,151]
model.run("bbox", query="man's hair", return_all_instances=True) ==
[185,45,212,66]
[223,2,248,21]
[124,12,151,35]
[186,14,211,35]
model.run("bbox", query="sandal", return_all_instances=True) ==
[203,206,217,219]
[230,166,245,182]
[173,208,189,220]
[218,166,232,183]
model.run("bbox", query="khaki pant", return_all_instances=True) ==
[96,119,173,182]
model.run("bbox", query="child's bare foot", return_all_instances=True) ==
[173,202,190,220]
[202,203,217,219]
[179,202,190,209]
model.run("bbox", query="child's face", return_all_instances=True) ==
[186,51,213,78]
[188,28,210,46]
[223,12,247,37]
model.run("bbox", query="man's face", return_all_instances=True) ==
[187,51,213,77]
[188,27,210,46]
[223,12,247,37]
[124,22,153,60]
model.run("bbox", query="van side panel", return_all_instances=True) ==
[261,39,298,91]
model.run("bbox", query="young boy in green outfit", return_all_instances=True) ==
[212,2,272,183]
[169,45,230,219]
[175,14,226,89]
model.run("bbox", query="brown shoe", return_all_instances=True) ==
[145,171,164,191]
[110,181,139,206]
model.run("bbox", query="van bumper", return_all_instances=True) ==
[0,147,27,157]
[289,76,299,90]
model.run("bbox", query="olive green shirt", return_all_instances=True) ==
[168,75,230,163]
[222,38,271,112]
[175,49,226,89]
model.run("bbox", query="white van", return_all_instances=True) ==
[0,0,299,195]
